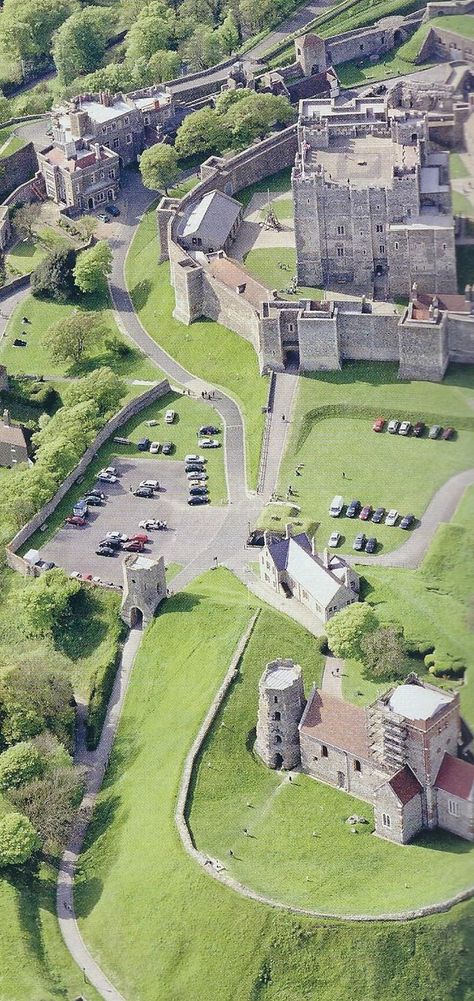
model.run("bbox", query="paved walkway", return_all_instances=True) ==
[234,563,325,637]
[260,370,299,501]
[321,655,343,696]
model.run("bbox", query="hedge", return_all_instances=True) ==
[86,615,126,750]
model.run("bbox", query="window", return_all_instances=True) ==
[124,116,129,125]
[275,734,282,744]
[288,322,295,333]
[144,115,150,125]
[274,696,278,704]
[448,799,460,817]
[354,759,361,772]
[360,43,364,50]
[394,241,399,250]
[382,813,391,828]
[274,711,281,721]
[411,132,417,142]
[379,245,385,254]
[113,138,119,149]
[108,169,115,179]
[337,224,345,235]
[102,126,106,133]
[337,247,344,258]
[321,745,328,758]
[442,243,447,250]
[126,133,132,144]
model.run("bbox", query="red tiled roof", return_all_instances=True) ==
[388,766,423,805]
[417,292,471,314]
[435,753,474,801]
[299,689,369,759]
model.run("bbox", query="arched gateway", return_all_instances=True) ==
[120,554,166,628]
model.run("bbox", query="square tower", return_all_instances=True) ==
[120,554,166,628]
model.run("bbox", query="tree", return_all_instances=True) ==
[224,92,295,148]
[1,0,77,62]
[218,11,239,54]
[73,240,112,294]
[325,604,378,660]
[52,7,110,85]
[44,310,106,366]
[125,1,176,63]
[361,626,407,680]
[175,107,227,158]
[0,659,75,748]
[63,366,125,417]
[25,568,81,636]
[9,766,83,850]
[0,92,10,126]
[0,742,44,792]
[214,88,248,115]
[183,26,223,71]
[13,203,40,242]
[146,49,181,84]
[31,247,77,302]
[139,144,179,195]
[0,812,40,866]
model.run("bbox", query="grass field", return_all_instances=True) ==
[5,240,48,277]
[453,190,474,219]
[244,247,324,300]
[0,133,25,158]
[1,291,160,384]
[124,202,267,489]
[451,153,470,180]
[259,363,474,553]
[73,568,474,1000]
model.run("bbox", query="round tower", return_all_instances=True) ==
[255,659,306,770]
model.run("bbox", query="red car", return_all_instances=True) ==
[359,505,373,521]
[129,534,151,544]
[65,515,87,527]
[372,417,385,432]
[441,426,454,440]
[123,540,145,553]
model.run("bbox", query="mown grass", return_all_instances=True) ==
[74,568,474,1000]
[453,190,474,219]
[450,153,470,180]
[124,201,268,489]
[244,247,324,300]
[259,363,474,554]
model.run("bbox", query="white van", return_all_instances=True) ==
[329,495,344,517]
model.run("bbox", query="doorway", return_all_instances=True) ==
[88,197,94,210]
[337,770,345,788]
[129,606,144,628]
[274,753,283,769]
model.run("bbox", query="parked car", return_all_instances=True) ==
[428,425,442,439]
[70,571,82,579]
[138,479,159,490]
[387,420,400,434]
[88,489,105,500]
[185,463,205,473]
[359,505,373,521]
[413,421,425,437]
[96,213,110,223]
[85,495,104,506]
[372,417,385,432]
[164,410,176,424]
[199,425,220,435]
[372,506,385,524]
[137,437,151,451]
[100,537,123,549]
[185,454,205,464]
[188,495,210,505]
[102,466,119,476]
[98,472,117,483]
[442,426,454,440]
[73,499,88,518]
[353,532,366,551]
[399,421,411,436]
[385,508,399,526]
[123,540,145,552]
[129,533,151,544]
[145,419,159,427]
[329,495,344,517]
[105,204,120,216]
[190,485,208,496]
[187,471,207,481]
[134,486,154,498]
[139,520,163,531]
[199,438,220,448]
[328,531,341,547]
[105,532,128,543]
[346,499,361,518]
[162,441,174,455]
[65,515,87,527]
[365,537,377,554]
[400,513,415,530]
[149,442,161,454]
[96,545,115,556]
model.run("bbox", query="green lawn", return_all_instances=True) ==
[124,202,267,489]
[432,13,474,38]
[260,196,294,222]
[5,240,48,278]
[452,190,474,219]
[0,134,25,158]
[450,153,470,180]
[244,247,324,300]
[1,291,161,383]
[235,167,293,209]
[259,363,474,554]
[337,20,434,86]
[73,568,474,1000]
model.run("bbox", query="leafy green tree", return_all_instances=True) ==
[224,92,295,148]
[25,569,81,636]
[31,247,77,302]
[73,240,112,294]
[44,310,106,365]
[361,626,407,680]
[147,49,181,83]
[9,765,83,850]
[0,742,44,791]
[0,812,40,866]
[139,144,179,195]
[0,92,10,125]
[13,203,40,242]
[0,660,75,748]
[218,11,239,54]
[175,106,227,157]
[183,25,223,71]
[52,7,110,85]
[126,1,176,63]
[325,604,378,660]
[63,366,125,416]
[1,0,77,62]
[214,88,248,115]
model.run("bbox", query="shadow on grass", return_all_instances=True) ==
[53,590,109,661]
[129,278,152,313]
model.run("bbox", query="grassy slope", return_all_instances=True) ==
[75,569,474,1001]
[260,363,474,553]
[0,291,160,383]
[124,202,267,489]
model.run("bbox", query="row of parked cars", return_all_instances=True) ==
[373,417,455,439]
[184,425,221,506]
[329,497,415,530]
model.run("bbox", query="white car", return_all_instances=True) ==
[149,441,161,454]
[164,410,176,424]
[187,471,207,481]
[329,495,344,517]
[387,420,400,434]
[185,454,205,464]
[198,438,220,448]
[97,472,118,483]
[399,421,411,436]
[105,531,129,542]
[69,571,82,580]
[100,466,119,476]
[328,531,341,547]
[138,479,159,490]
[145,419,159,427]
[385,509,399,526]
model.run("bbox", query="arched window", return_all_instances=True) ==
[275,734,282,744]
[321,745,328,758]
[354,759,361,772]
[274,711,281,721]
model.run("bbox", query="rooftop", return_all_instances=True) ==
[179,190,242,247]
[266,532,354,608]
[0,422,27,448]
[262,660,302,691]
[300,689,370,760]
[387,766,423,805]
[435,753,474,800]
[204,254,271,310]
[304,135,418,188]
[388,683,453,722]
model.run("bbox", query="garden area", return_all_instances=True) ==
[260,362,474,553]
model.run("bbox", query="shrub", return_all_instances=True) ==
[31,246,77,302]
[0,741,44,791]
[0,812,40,867]
[86,618,125,749]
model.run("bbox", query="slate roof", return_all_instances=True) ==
[387,766,423,805]
[180,190,241,248]
[266,532,353,607]
[435,753,474,801]
[0,422,27,448]
[299,689,370,759]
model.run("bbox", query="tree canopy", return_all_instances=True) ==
[0,742,44,791]
[44,310,107,366]
[139,144,179,194]
[73,241,113,295]
[361,626,407,680]
[52,7,111,84]
[0,812,40,867]
[0,660,75,748]
[325,604,378,660]
[24,569,81,636]
[31,247,77,302]
[175,91,295,157]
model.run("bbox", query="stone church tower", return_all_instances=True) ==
[120,553,166,628]
[255,659,306,770]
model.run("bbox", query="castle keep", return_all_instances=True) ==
[256,667,474,844]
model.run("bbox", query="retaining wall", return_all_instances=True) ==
[6,379,171,572]
[0,273,30,300]
[0,142,38,201]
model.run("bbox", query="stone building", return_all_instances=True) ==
[257,669,474,844]
[0,206,11,250]
[177,190,243,255]
[120,553,166,628]
[292,93,457,298]
[37,142,120,213]
[0,411,28,468]
[418,17,474,66]
[255,659,306,769]
[259,529,360,623]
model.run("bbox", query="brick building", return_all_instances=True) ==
[38,142,120,213]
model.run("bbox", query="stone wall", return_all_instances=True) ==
[399,313,449,380]
[448,314,474,361]
[338,311,400,362]
[425,0,474,18]
[374,783,424,843]
[6,379,171,572]
[0,142,38,201]
[437,787,474,840]
[299,730,386,801]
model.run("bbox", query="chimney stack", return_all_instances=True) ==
[3,408,10,426]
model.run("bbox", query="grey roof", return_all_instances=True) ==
[179,190,241,248]
[266,532,353,608]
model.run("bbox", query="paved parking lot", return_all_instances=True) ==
[39,458,228,584]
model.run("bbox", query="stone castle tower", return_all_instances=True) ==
[120,553,166,628]
[255,659,306,769]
